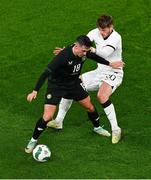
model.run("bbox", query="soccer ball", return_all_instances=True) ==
[32,144,51,162]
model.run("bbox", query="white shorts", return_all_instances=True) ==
[82,68,123,93]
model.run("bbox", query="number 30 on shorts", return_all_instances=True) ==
[105,74,116,81]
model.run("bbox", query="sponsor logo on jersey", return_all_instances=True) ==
[82,56,86,62]
[95,117,100,121]
[68,61,73,65]
[37,127,44,131]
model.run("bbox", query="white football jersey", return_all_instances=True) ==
[87,28,123,73]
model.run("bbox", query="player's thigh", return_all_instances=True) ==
[45,85,65,105]
[45,92,61,105]
[64,82,94,111]
[43,104,57,121]
[98,81,112,100]
[99,72,123,94]
[81,70,99,91]
[64,81,88,102]
[44,86,65,120]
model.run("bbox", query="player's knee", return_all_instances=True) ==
[86,103,95,112]
[43,113,53,122]
[97,92,108,104]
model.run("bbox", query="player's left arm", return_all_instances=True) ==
[86,51,109,65]
[86,51,124,68]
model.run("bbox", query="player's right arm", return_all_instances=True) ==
[89,31,121,58]
[27,52,67,103]
[27,69,51,102]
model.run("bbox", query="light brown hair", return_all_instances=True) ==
[97,15,113,28]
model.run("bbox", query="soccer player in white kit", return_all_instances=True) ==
[47,15,124,144]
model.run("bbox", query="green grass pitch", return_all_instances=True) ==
[0,0,151,178]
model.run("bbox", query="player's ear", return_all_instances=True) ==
[75,43,79,49]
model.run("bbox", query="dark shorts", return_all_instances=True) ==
[44,81,89,105]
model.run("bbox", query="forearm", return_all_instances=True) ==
[34,69,50,92]
[96,46,114,58]
[87,52,110,65]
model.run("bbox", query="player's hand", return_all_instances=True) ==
[27,90,37,102]
[90,47,96,53]
[53,47,63,55]
[110,61,125,69]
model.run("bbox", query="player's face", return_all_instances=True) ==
[75,44,90,57]
[99,26,113,39]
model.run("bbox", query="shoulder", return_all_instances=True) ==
[55,45,72,59]
[111,30,122,41]
[53,44,75,64]
[87,28,99,35]
[50,46,71,64]
[62,45,72,54]
[105,30,122,46]
[87,28,99,39]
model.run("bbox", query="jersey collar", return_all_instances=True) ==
[103,30,114,40]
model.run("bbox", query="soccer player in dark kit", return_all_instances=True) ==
[25,35,124,153]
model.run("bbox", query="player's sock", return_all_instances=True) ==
[32,117,47,140]
[87,108,100,128]
[102,100,120,131]
[55,98,73,123]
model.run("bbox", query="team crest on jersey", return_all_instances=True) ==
[82,56,86,62]
[47,94,52,99]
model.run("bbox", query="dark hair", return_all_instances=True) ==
[76,35,92,47]
[97,15,113,28]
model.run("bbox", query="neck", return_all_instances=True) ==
[104,29,113,40]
